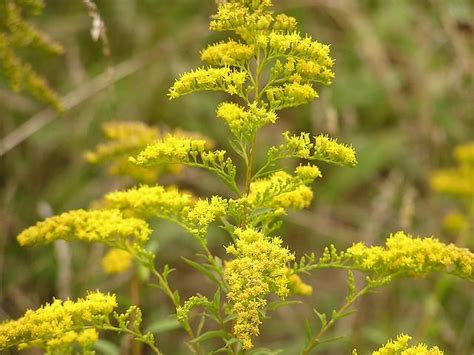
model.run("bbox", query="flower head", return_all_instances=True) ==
[313,134,357,167]
[85,121,162,182]
[246,171,316,211]
[346,231,474,280]
[225,228,294,349]
[453,141,474,166]
[168,67,247,99]
[368,334,443,355]
[102,248,133,274]
[17,209,151,253]
[216,102,277,138]
[0,292,117,352]
[104,185,194,219]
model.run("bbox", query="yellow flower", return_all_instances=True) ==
[104,185,194,219]
[453,141,474,166]
[168,67,247,99]
[201,40,254,66]
[288,274,313,296]
[246,171,316,211]
[17,209,151,252]
[268,31,333,66]
[313,134,357,167]
[85,121,162,182]
[430,166,474,198]
[176,296,209,324]
[295,164,322,181]
[442,211,469,236]
[102,248,133,274]
[182,196,228,238]
[266,82,318,110]
[273,14,298,32]
[130,134,209,166]
[0,1,63,110]
[216,102,277,137]
[346,231,474,280]
[367,333,444,355]
[0,292,116,352]
[85,121,160,164]
[225,228,294,349]
[105,185,227,240]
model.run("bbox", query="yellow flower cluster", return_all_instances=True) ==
[266,82,318,110]
[105,184,227,240]
[358,334,444,355]
[201,40,254,66]
[131,134,237,191]
[295,164,322,181]
[0,291,117,352]
[168,67,247,99]
[85,121,163,182]
[453,141,474,166]
[273,14,298,32]
[430,166,474,197]
[105,185,194,218]
[130,134,208,166]
[288,274,313,296]
[182,196,228,238]
[216,102,277,138]
[346,231,474,280]
[313,134,357,167]
[442,211,469,236]
[280,57,335,86]
[246,170,316,212]
[0,0,63,110]
[270,131,313,159]
[209,1,274,41]
[267,131,357,168]
[431,141,474,199]
[268,32,333,66]
[102,248,133,274]
[17,209,151,252]
[225,228,294,349]
[176,295,209,324]
[86,121,159,162]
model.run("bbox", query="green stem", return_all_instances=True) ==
[147,264,204,355]
[99,325,162,355]
[301,285,372,354]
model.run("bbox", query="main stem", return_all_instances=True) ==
[244,49,263,196]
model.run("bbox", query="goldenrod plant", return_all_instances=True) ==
[0,0,63,110]
[353,334,444,355]
[431,142,474,242]
[3,0,473,353]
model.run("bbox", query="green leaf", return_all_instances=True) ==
[250,348,284,354]
[304,320,312,341]
[93,340,120,355]
[223,313,236,323]
[266,300,302,312]
[197,314,206,335]
[213,288,221,309]
[313,308,327,328]
[183,257,220,285]
[318,335,346,345]
[173,290,181,305]
[145,317,181,334]
[190,330,229,344]
[336,310,358,320]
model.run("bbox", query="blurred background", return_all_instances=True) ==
[0,0,473,354]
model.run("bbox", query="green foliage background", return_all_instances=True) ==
[0,0,472,353]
